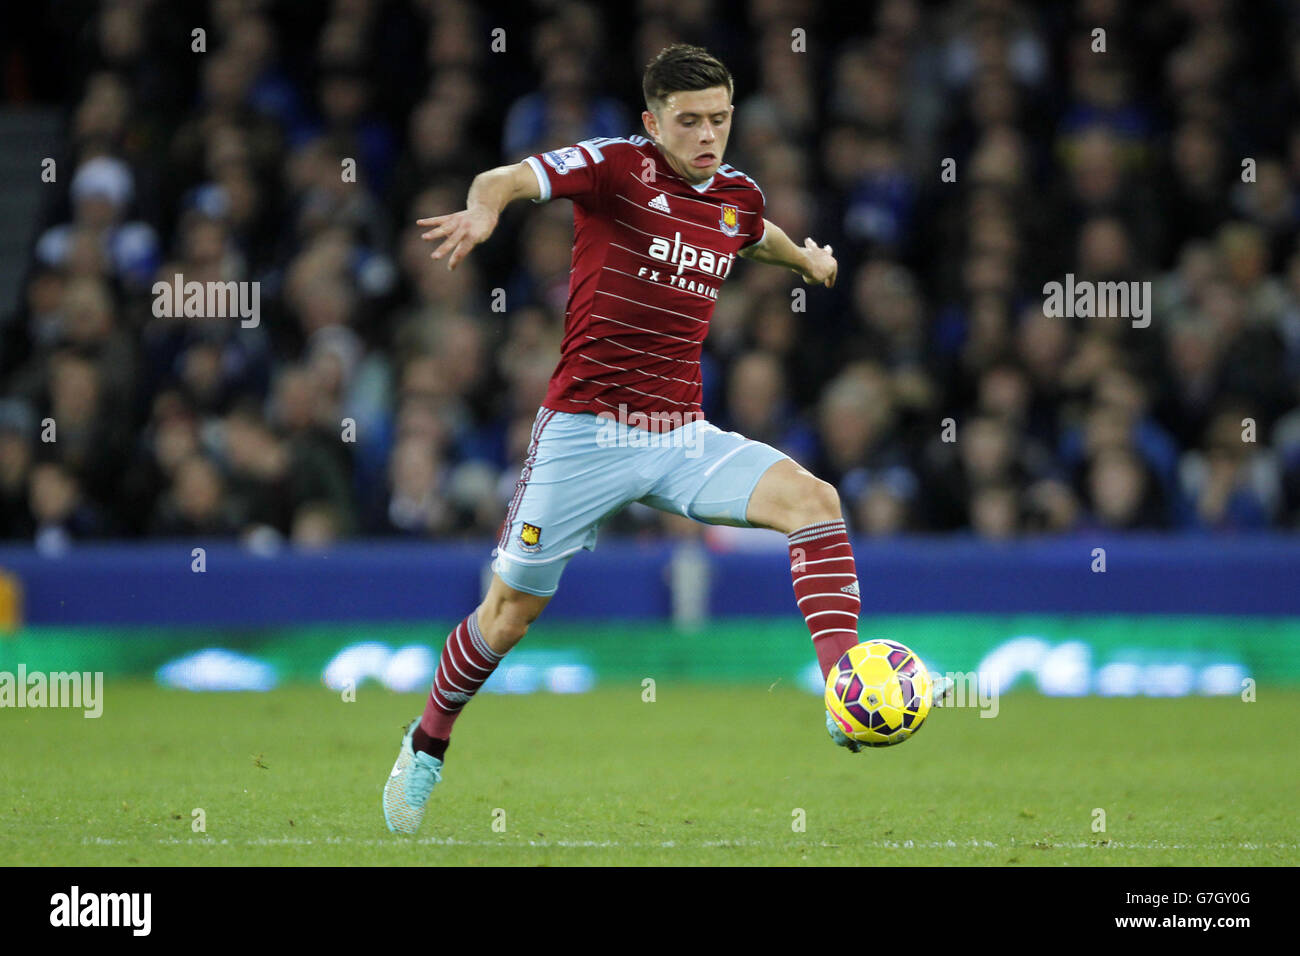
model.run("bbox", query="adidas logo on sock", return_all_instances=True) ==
[840,581,860,596]
[649,193,671,213]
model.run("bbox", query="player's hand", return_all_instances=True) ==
[800,238,837,288]
[417,206,498,270]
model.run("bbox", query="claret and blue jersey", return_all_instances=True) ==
[522,135,768,429]
[489,135,786,594]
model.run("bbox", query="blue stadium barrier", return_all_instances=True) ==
[711,535,1300,617]
[1,534,1298,626]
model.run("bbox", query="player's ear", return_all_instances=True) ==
[641,109,658,140]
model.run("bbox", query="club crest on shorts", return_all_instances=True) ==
[719,203,740,237]
[519,522,543,552]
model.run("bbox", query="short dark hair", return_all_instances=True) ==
[642,43,734,113]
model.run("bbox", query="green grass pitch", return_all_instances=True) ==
[3,681,1297,865]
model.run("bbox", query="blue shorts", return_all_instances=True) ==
[492,407,789,596]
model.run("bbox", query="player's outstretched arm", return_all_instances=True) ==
[738,218,837,288]
[417,162,541,270]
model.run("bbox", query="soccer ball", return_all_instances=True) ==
[825,640,933,747]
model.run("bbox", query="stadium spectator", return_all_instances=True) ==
[29,461,108,554]
[33,156,161,293]
[0,401,37,540]
[149,453,241,538]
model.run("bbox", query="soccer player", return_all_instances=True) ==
[384,43,945,834]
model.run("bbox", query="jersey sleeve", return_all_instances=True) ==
[738,184,767,250]
[522,139,617,205]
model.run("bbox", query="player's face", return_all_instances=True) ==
[643,86,733,184]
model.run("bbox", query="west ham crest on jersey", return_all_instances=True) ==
[520,522,543,552]
[719,203,740,237]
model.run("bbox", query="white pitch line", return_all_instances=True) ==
[78,837,1299,850]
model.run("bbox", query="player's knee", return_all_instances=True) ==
[485,616,530,652]
[478,588,545,652]
[789,476,843,529]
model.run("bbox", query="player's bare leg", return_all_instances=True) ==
[744,457,842,535]
[476,573,551,654]
[749,459,881,753]
[384,575,548,834]
[412,573,548,754]
[745,458,858,675]
[745,458,951,752]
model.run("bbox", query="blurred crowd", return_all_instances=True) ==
[2,0,1300,553]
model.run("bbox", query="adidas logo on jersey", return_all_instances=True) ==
[840,581,860,596]
[648,193,671,213]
